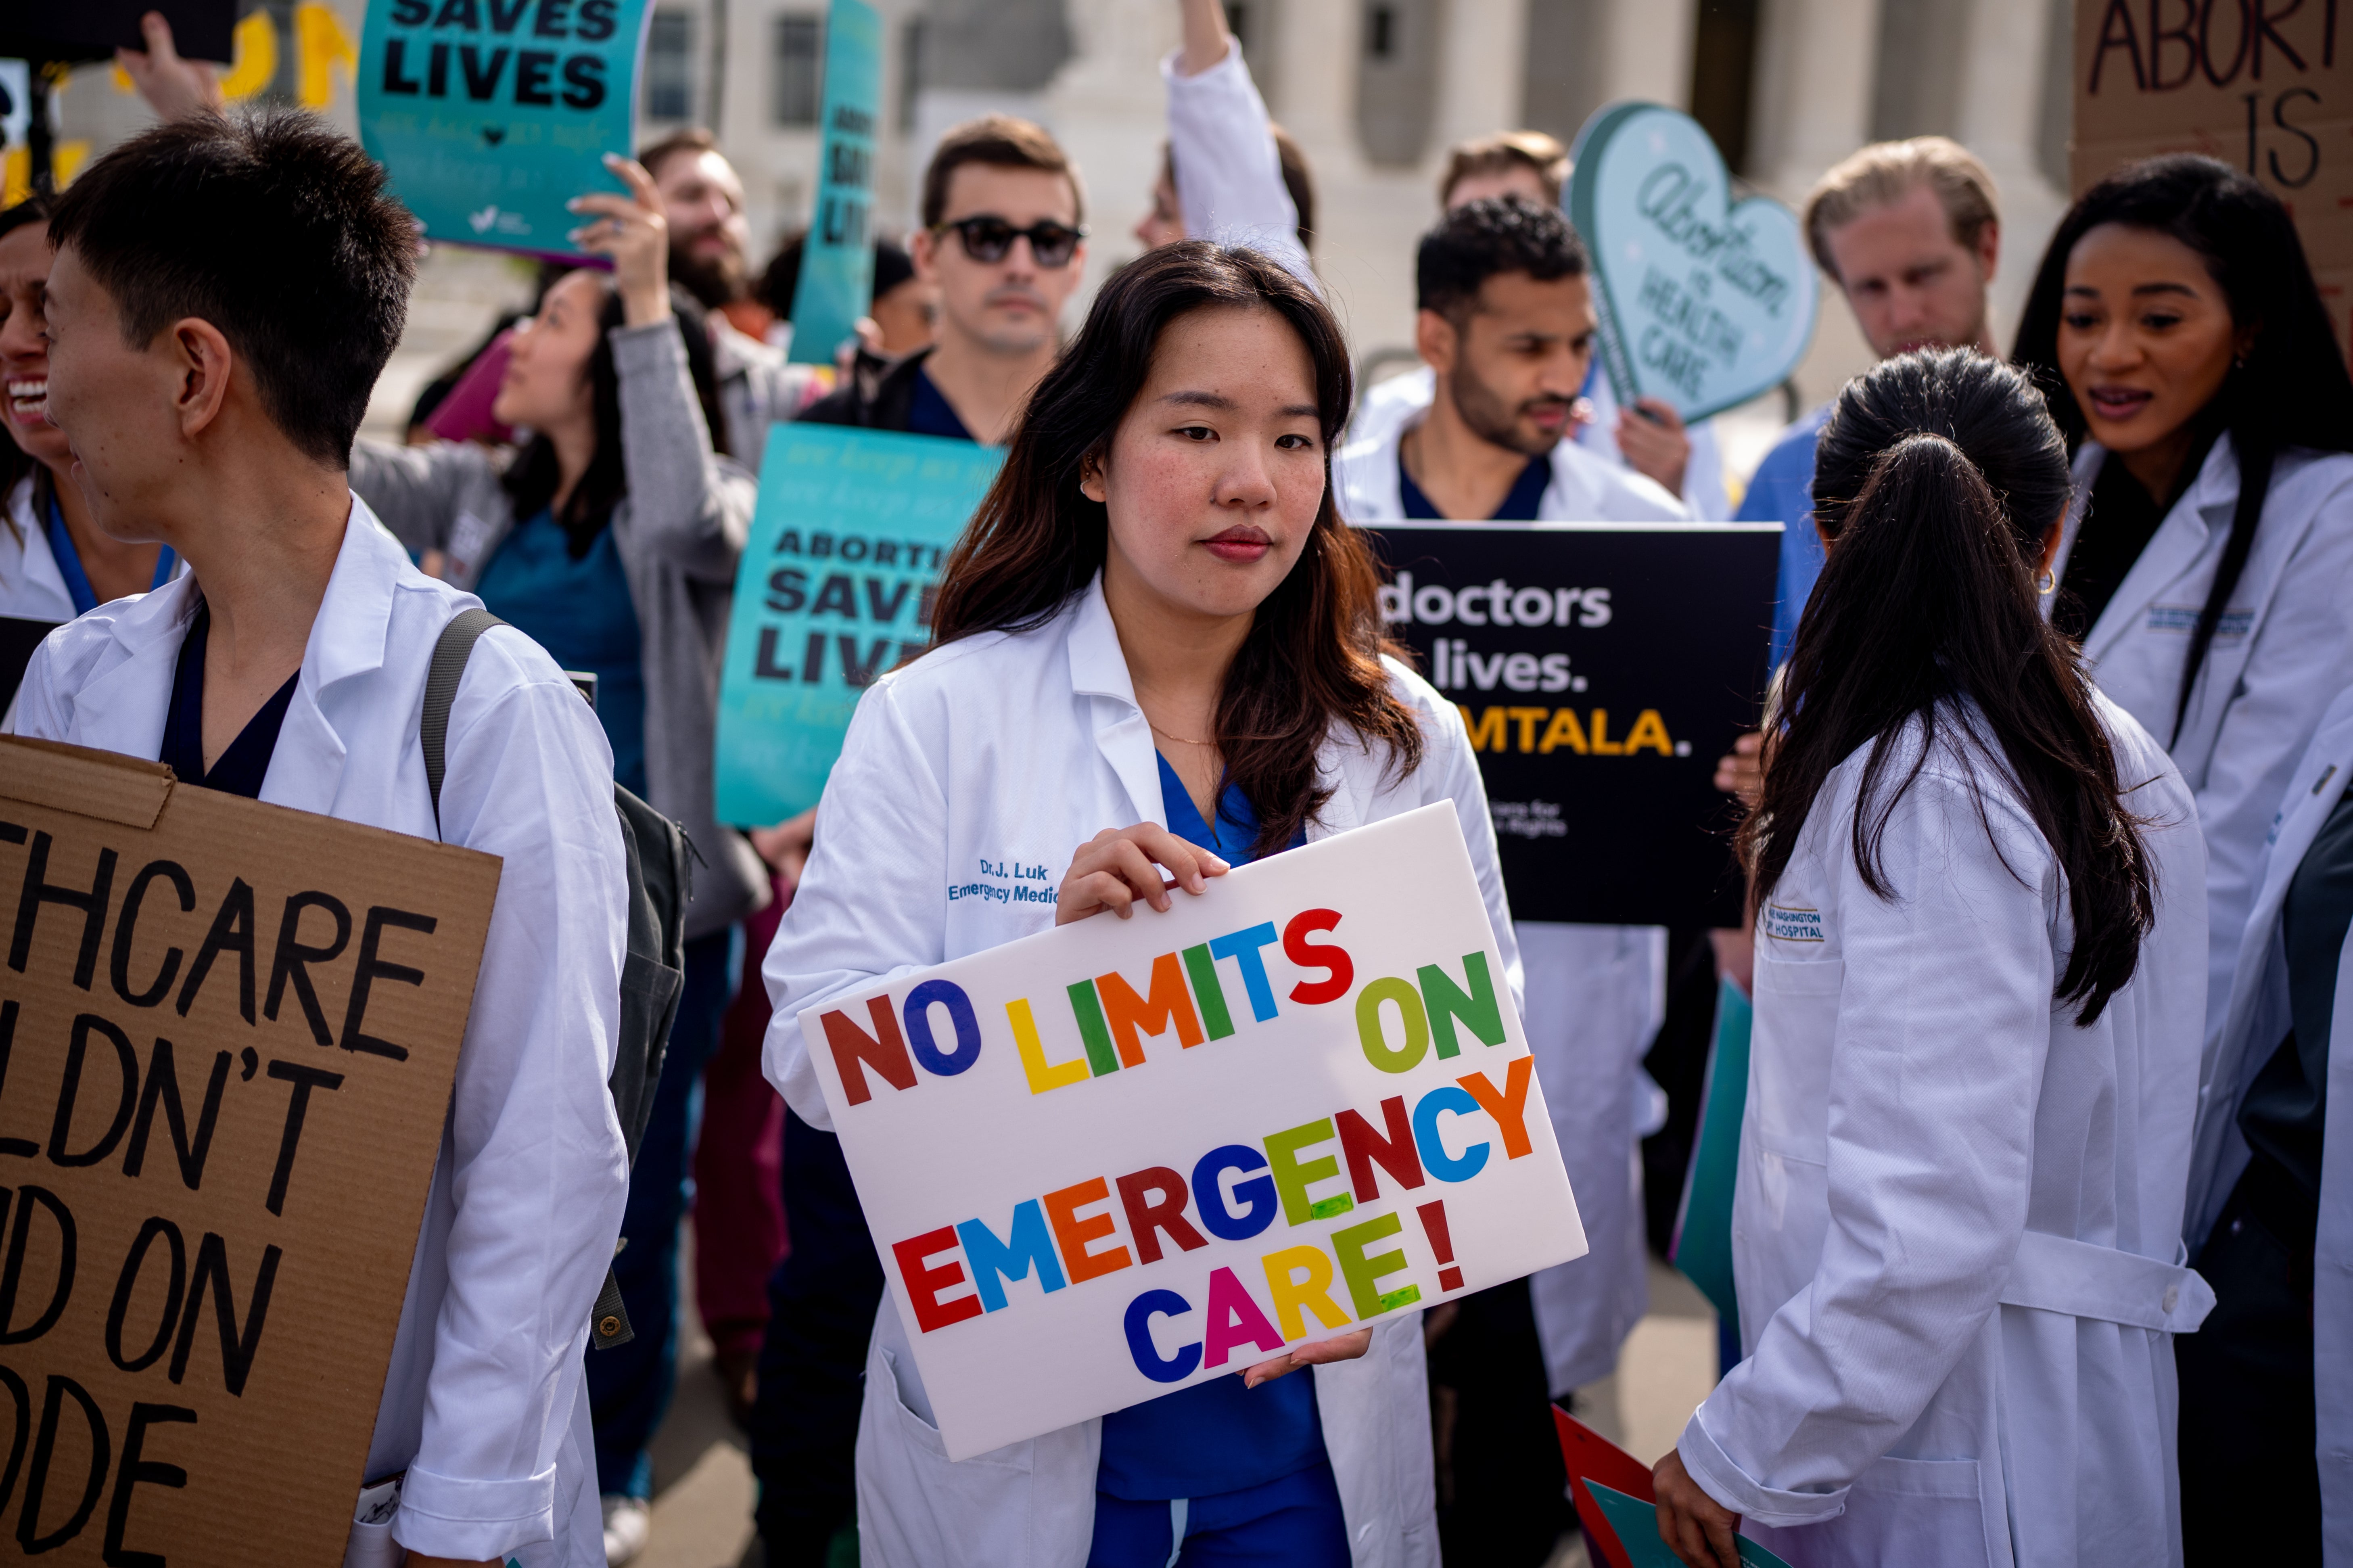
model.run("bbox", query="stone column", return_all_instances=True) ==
[1430,0,1533,154]
[1593,0,1698,113]
[1952,0,2069,338]
[1747,0,1879,202]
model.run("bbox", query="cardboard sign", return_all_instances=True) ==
[1568,102,1818,422]
[358,0,651,258]
[2072,0,2353,355]
[0,737,499,1565]
[713,423,1001,826]
[1365,523,1778,928]
[786,0,884,366]
[800,804,1586,1460]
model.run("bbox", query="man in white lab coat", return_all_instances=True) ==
[20,111,630,1568]
[1333,194,1685,1556]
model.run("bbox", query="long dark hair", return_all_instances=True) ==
[1745,350,2155,1022]
[930,241,1421,857]
[501,274,730,556]
[2012,155,2353,742]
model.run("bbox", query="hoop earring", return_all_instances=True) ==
[2036,568,2057,595]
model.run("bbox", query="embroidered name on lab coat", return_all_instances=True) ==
[2145,604,2252,640]
[1763,904,1824,943]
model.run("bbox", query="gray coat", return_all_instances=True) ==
[351,318,769,939]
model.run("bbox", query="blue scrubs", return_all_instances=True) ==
[473,508,649,797]
[159,603,296,797]
[1735,406,1831,669]
[908,368,976,442]
[1398,451,1551,522]
[45,491,176,616]
[1086,756,1344,1568]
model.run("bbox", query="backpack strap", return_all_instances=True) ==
[420,605,637,1350]
[422,607,506,836]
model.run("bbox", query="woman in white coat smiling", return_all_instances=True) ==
[2009,153,2353,1194]
[762,242,1515,1566]
[1652,351,2212,1568]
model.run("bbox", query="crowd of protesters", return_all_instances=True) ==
[3,3,2349,1566]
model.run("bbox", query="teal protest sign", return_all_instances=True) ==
[714,424,1003,824]
[787,0,883,365]
[1588,1484,1793,1568]
[1568,102,1816,422]
[359,0,650,257]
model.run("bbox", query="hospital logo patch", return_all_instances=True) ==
[1763,904,1824,943]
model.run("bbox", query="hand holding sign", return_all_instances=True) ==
[570,153,673,326]
[802,804,1586,1460]
[1569,103,1816,422]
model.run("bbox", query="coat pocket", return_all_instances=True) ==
[1749,1455,1995,1568]
[1749,956,1844,1166]
[856,1340,1041,1567]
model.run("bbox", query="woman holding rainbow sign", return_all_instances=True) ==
[760,242,1512,1566]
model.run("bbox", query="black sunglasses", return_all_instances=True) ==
[936,214,1087,268]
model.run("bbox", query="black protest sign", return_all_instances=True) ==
[1364,524,1778,928]
[0,737,499,1566]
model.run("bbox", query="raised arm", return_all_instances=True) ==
[347,437,496,558]
[1164,0,1316,290]
[574,153,757,583]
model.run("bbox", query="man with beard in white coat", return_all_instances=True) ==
[1332,194,1684,1555]
[17,112,631,1568]
[1350,134,1729,521]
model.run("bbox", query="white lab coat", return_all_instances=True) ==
[1162,42,1316,291]
[2194,685,2353,1561]
[1348,364,1734,520]
[1333,417,1680,1393]
[761,574,1518,1568]
[9,500,631,1567]
[0,472,191,622]
[1678,695,2214,1568]
[2058,438,2353,1238]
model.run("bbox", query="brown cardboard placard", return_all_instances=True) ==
[2072,0,2353,356]
[0,736,501,1565]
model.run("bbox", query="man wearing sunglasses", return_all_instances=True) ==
[798,115,1087,447]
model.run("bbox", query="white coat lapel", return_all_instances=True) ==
[2080,439,2236,667]
[68,575,201,759]
[1539,440,1601,521]
[1064,576,1164,826]
[257,498,402,816]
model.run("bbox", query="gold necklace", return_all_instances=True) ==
[1149,718,1217,748]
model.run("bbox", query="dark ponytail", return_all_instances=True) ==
[1746,349,2156,1022]
[2012,155,2353,742]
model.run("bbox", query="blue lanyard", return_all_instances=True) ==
[44,491,176,616]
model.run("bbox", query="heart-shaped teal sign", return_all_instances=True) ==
[1568,102,1818,423]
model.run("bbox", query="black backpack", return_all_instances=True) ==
[422,607,695,1350]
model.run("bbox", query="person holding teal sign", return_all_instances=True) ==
[1654,352,2211,1568]
[358,0,651,258]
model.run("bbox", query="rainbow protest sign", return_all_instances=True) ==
[800,803,1587,1459]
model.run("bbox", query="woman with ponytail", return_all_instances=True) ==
[1652,351,2211,1568]
[2010,155,2353,1251]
